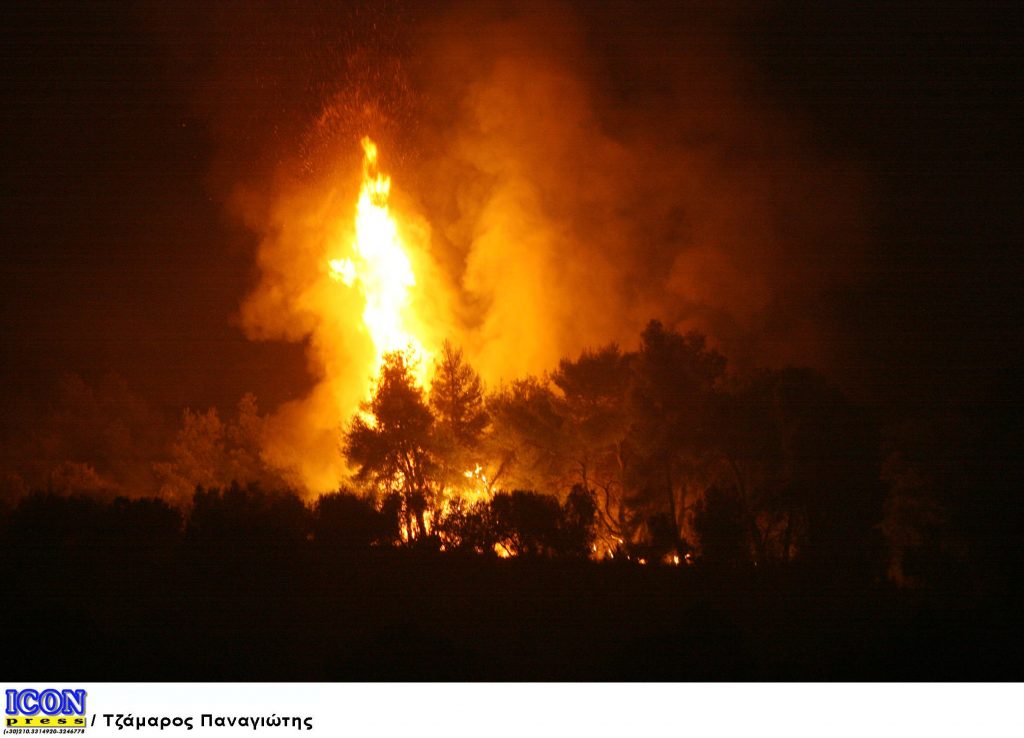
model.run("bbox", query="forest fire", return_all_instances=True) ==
[1,0,1016,691]
[326,137,496,535]
[328,137,434,392]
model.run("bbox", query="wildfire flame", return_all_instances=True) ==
[330,137,432,388]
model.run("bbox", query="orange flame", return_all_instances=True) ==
[329,137,433,389]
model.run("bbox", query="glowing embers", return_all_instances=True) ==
[329,137,431,388]
[461,463,491,503]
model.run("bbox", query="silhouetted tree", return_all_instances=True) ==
[155,394,286,503]
[692,486,748,568]
[625,320,726,554]
[695,367,883,574]
[880,416,976,587]
[878,379,1024,590]
[557,484,599,557]
[429,340,489,497]
[344,351,436,540]
[710,370,791,565]
[551,345,633,543]
[485,377,571,493]
[771,368,883,577]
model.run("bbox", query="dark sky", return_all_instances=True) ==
[1,0,1020,434]
[743,1,1022,408]
[0,1,309,418]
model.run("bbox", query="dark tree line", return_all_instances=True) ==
[0,483,596,561]
[2,327,1017,682]
[338,321,887,579]
[4,320,1009,589]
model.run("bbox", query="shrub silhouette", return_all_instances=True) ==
[313,489,395,549]
[97,496,182,546]
[4,492,105,549]
[186,482,309,546]
[490,491,563,556]
[434,487,598,557]
[434,497,497,554]
[557,484,599,557]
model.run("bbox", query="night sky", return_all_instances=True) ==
[1,0,1020,435]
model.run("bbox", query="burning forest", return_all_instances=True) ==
[2,0,1020,681]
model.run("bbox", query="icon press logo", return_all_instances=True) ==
[5,689,87,728]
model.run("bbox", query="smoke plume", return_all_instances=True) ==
[152,0,868,493]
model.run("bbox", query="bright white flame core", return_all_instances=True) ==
[330,137,432,388]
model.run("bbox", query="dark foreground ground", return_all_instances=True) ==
[3,543,1019,680]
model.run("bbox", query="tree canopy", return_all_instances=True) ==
[334,321,885,577]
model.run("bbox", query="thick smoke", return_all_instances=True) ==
[0,373,168,500]
[405,2,866,379]
[150,0,868,493]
